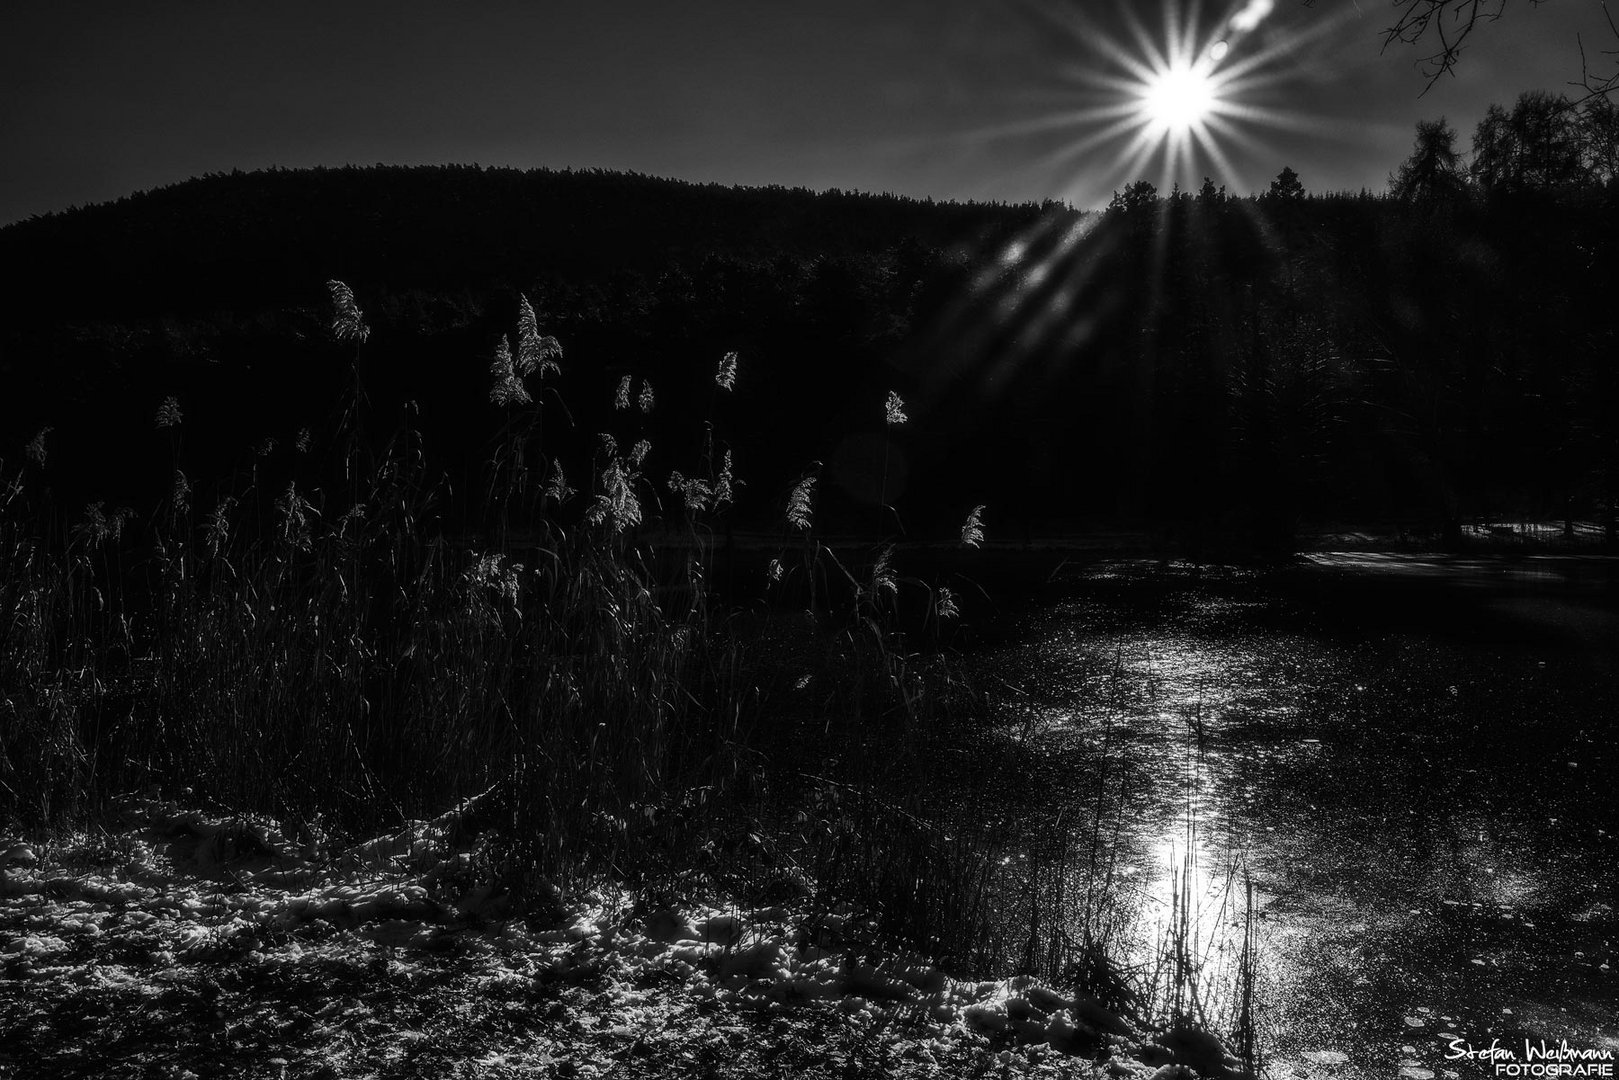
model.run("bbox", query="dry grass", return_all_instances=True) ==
[0,280,1256,1072]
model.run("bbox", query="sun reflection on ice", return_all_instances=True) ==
[1135,830,1256,1027]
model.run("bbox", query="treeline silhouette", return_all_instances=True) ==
[2,145,1615,554]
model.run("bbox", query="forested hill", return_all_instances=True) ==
[0,165,1051,321]
[0,166,1063,541]
[2,164,1616,551]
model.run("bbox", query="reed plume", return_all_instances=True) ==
[885,390,908,426]
[786,476,816,531]
[515,295,563,378]
[171,470,191,515]
[870,543,897,602]
[961,505,986,548]
[716,351,738,391]
[204,497,237,555]
[489,336,532,406]
[274,481,314,551]
[325,279,370,343]
[335,502,368,539]
[463,551,525,622]
[714,449,735,508]
[72,502,131,549]
[24,428,51,468]
[586,453,643,533]
[667,471,714,513]
[154,396,183,429]
[544,460,575,504]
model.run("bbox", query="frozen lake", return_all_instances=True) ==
[971,555,1619,1077]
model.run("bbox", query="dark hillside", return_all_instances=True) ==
[0,165,1046,321]
[2,166,1616,551]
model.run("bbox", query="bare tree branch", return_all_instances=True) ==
[1571,3,1619,103]
[1380,0,1523,94]
[1366,0,1617,101]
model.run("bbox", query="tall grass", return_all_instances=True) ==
[0,278,1256,1063]
[1,297,735,897]
[0,283,978,901]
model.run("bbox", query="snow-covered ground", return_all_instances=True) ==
[0,795,1252,1079]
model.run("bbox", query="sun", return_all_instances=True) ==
[936,0,1351,209]
[1140,62,1218,136]
[966,0,1351,204]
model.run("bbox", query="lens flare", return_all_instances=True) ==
[1228,0,1275,33]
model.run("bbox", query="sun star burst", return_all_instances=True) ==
[1141,61,1219,136]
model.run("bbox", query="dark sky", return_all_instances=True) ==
[3,0,1613,225]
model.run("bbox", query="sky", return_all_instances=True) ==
[3,0,1615,225]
